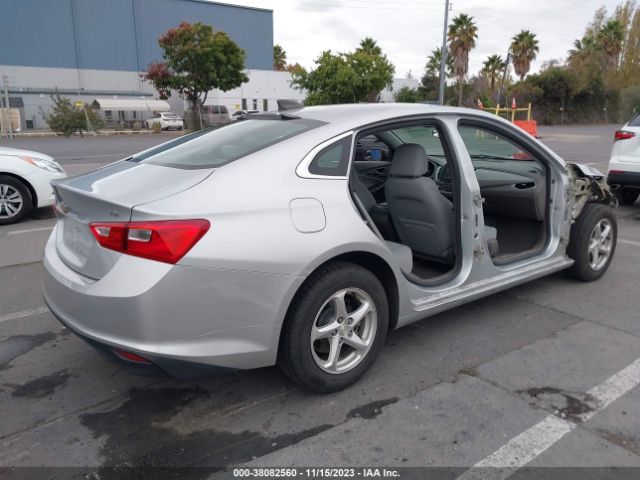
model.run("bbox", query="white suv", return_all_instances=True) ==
[608,113,640,205]
[145,112,184,131]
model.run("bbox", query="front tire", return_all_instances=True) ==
[566,203,617,281]
[279,262,389,392]
[0,176,33,225]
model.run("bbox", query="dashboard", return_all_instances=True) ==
[431,158,546,221]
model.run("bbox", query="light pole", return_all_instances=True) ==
[438,0,451,105]
[497,51,511,107]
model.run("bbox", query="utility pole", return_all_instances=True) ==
[1,75,14,140]
[438,0,451,105]
[497,52,511,108]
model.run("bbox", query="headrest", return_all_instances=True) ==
[389,144,430,178]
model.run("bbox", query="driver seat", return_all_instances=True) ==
[385,143,455,262]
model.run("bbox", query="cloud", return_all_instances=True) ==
[227,0,621,78]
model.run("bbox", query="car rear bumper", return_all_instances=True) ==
[46,301,234,378]
[607,170,640,188]
[43,228,304,374]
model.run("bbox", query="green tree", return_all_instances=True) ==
[286,62,306,76]
[357,37,382,56]
[511,30,539,80]
[617,1,640,84]
[598,19,624,67]
[41,94,103,137]
[426,47,453,77]
[141,21,248,130]
[394,86,423,103]
[448,13,478,106]
[292,40,394,105]
[482,54,506,96]
[273,44,287,71]
[419,47,452,102]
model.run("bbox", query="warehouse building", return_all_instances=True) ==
[0,0,303,130]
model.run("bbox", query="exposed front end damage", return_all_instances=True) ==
[567,163,616,221]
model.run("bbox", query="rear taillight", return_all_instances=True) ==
[113,349,151,364]
[90,219,210,264]
[615,130,635,141]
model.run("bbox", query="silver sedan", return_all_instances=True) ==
[43,103,617,392]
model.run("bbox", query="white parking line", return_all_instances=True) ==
[457,357,640,480]
[619,238,640,248]
[6,226,54,236]
[0,306,50,323]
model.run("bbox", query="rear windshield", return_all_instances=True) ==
[128,117,324,169]
[629,113,640,127]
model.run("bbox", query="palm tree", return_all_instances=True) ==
[482,54,506,95]
[448,13,478,106]
[568,38,584,64]
[426,47,453,77]
[598,19,624,68]
[358,37,382,56]
[568,35,600,65]
[510,30,539,81]
[273,44,287,71]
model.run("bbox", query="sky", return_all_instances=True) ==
[224,0,623,78]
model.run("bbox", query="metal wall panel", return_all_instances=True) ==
[0,0,78,69]
[135,0,274,71]
[0,0,273,72]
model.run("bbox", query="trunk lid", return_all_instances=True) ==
[52,161,212,279]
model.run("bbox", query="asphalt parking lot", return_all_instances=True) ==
[1,125,639,478]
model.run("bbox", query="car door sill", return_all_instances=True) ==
[411,256,573,312]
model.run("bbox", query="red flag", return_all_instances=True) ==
[511,97,517,109]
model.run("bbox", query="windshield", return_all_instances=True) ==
[629,113,640,127]
[391,126,446,156]
[128,117,324,169]
[459,125,535,161]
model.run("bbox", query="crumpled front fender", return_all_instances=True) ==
[567,163,616,220]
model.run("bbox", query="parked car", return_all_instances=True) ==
[0,146,66,225]
[200,105,231,126]
[43,104,617,392]
[607,113,640,205]
[231,109,259,121]
[145,112,184,131]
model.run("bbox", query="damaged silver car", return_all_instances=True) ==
[43,104,617,392]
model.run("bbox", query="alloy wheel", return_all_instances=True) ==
[588,218,613,271]
[0,184,24,219]
[310,288,378,374]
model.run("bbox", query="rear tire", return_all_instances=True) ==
[616,189,639,206]
[279,262,389,392]
[565,203,617,281]
[0,175,33,225]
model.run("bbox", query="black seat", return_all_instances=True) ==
[350,167,399,241]
[385,144,455,261]
[349,167,377,212]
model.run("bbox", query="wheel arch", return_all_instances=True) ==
[0,171,38,207]
[277,250,400,361]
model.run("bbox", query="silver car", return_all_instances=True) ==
[43,104,617,392]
